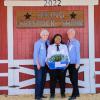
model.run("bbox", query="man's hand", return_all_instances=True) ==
[36,60,41,70]
[37,64,41,70]
[66,64,69,68]
[75,64,80,70]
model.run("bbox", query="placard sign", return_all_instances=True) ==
[16,10,84,28]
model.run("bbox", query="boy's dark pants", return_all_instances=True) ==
[34,66,46,99]
[67,64,80,97]
[49,69,66,95]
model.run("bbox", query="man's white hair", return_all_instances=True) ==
[67,28,76,34]
[40,29,49,35]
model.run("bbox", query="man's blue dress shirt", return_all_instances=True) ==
[33,39,49,67]
[67,39,80,64]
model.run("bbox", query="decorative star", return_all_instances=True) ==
[24,12,31,20]
[70,12,77,19]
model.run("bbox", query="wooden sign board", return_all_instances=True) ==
[16,10,84,28]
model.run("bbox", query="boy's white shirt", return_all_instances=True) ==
[46,43,70,62]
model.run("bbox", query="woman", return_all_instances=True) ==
[46,34,69,99]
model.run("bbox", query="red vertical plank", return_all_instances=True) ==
[0,77,8,86]
[0,90,8,95]
[0,64,8,73]
[94,5,100,58]
[0,3,7,59]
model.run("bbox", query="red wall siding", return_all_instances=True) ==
[0,0,8,95]
[13,6,89,59]
[0,1,7,59]
[0,63,8,73]
[95,4,100,58]
[94,2,100,93]
[95,62,100,93]
[0,64,8,94]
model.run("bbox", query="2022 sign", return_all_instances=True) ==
[44,0,61,6]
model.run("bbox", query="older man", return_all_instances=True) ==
[67,29,80,100]
[33,29,50,100]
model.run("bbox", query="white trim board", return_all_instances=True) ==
[7,6,14,67]
[7,6,15,95]
[13,59,88,65]
[95,71,100,75]
[12,88,91,95]
[0,87,8,90]
[4,0,99,6]
[0,73,8,77]
[96,84,100,88]
[88,5,96,93]
[0,60,8,63]
[95,58,100,62]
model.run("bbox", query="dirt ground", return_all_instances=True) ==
[0,94,100,100]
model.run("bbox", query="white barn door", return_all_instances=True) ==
[8,59,91,95]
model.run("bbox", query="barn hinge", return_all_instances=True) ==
[9,85,19,88]
[9,67,20,69]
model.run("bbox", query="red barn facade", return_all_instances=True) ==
[0,0,100,95]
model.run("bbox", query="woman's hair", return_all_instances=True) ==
[50,34,63,44]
